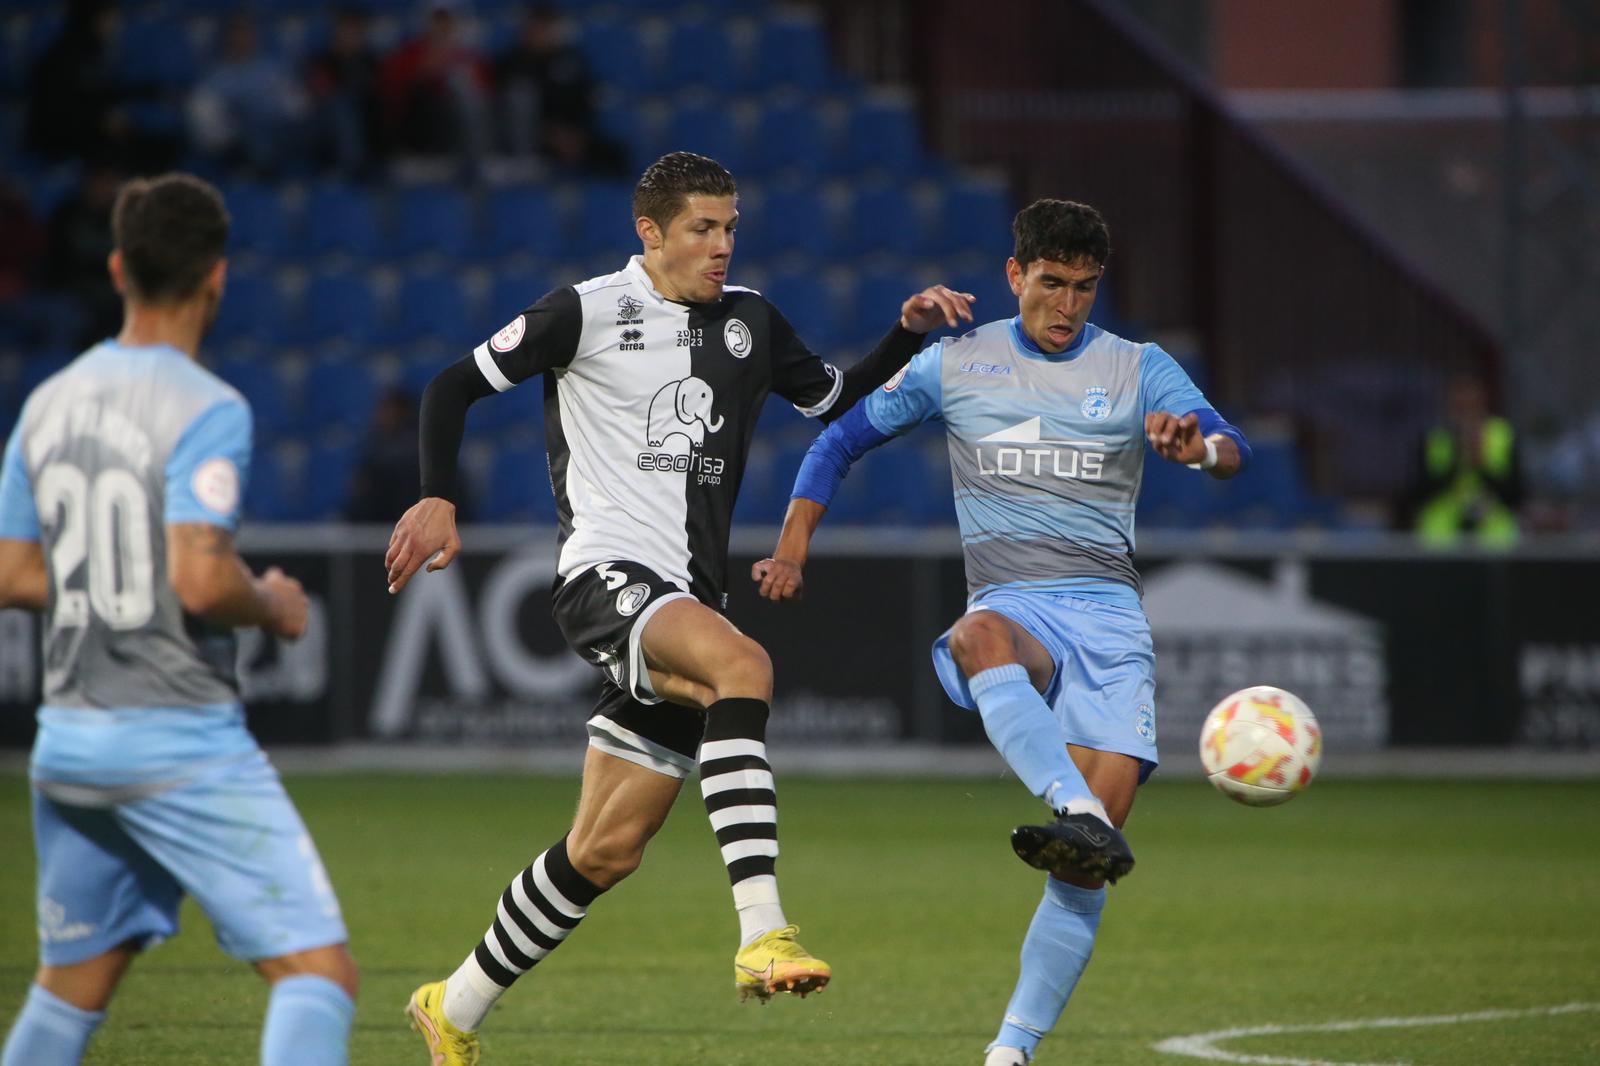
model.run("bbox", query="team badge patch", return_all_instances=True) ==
[192,458,240,516]
[723,318,752,358]
[1136,703,1156,743]
[490,315,526,352]
[616,583,650,617]
[882,363,910,392]
[1081,386,1111,421]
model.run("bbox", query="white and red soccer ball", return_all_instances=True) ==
[1198,686,1322,807]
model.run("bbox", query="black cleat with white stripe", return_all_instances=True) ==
[1010,811,1136,884]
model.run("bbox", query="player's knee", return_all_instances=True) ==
[567,829,648,888]
[259,944,360,1000]
[709,637,772,702]
[948,612,1011,674]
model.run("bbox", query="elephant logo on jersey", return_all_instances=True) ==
[646,376,724,450]
[723,318,752,358]
[1081,386,1111,422]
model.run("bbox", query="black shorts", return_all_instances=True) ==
[552,560,706,778]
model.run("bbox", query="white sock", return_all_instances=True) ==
[1061,795,1113,828]
[442,953,506,1032]
[733,874,788,946]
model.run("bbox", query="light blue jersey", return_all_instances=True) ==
[0,341,258,788]
[795,317,1247,605]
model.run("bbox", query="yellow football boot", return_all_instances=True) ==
[405,980,481,1065]
[733,925,831,1002]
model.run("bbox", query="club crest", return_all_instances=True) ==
[1081,386,1111,422]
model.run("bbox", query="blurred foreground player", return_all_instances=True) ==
[385,151,971,1063]
[0,174,357,1066]
[756,200,1250,1065]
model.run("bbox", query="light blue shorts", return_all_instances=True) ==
[30,750,347,967]
[932,588,1159,782]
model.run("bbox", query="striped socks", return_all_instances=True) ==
[699,697,788,945]
[443,836,603,1031]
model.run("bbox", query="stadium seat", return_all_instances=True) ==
[210,271,289,346]
[933,179,1014,259]
[301,269,381,346]
[844,184,928,257]
[303,357,380,434]
[744,185,831,260]
[851,265,919,346]
[666,98,750,176]
[873,442,954,524]
[763,272,839,352]
[389,186,474,259]
[213,355,300,443]
[842,94,923,176]
[574,182,638,254]
[483,440,558,522]
[304,183,381,258]
[243,443,304,522]
[581,16,668,94]
[488,267,554,324]
[1137,450,1218,528]
[755,14,831,91]
[483,186,568,260]
[390,271,474,348]
[224,184,295,259]
[661,19,749,93]
[116,17,198,88]
[303,438,360,519]
[748,99,829,177]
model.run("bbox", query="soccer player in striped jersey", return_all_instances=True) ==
[385,152,972,1063]
[0,175,357,1066]
[754,199,1251,1066]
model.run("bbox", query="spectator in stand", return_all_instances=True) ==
[1407,373,1524,549]
[379,0,492,162]
[347,388,424,523]
[189,13,311,176]
[25,0,175,171]
[494,5,623,175]
[44,164,124,348]
[307,8,383,178]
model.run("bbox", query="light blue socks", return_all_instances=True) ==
[969,665,1093,810]
[261,974,354,1066]
[1,984,104,1066]
[991,877,1106,1058]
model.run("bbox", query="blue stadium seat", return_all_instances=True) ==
[575,182,638,254]
[303,358,379,434]
[662,20,748,93]
[244,443,304,522]
[744,186,831,260]
[748,100,828,177]
[763,272,839,351]
[389,186,473,259]
[951,266,1015,326]
[756,15,831,91]
[488,267,554,323]
[484,186,568,260]
[842,96,922,175]
[1137,450,1218,528]
[116,18,198,88]
[873,443,953,524]
[934,180,1013,259]
[304,183,381,258]
[581,17,668,94]
[666,99,750,176]
[224,184,295,259]
[302,270,381,346]
[844,184,927,257]
[303,438,359,519]
[211,272,289,346]
[851,266,918,344]
[390,271,474,347]
[482,440,558,522]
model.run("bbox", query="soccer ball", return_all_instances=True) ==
[1198,686,1322,807]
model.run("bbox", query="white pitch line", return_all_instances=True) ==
[1152,1001,1600,1066]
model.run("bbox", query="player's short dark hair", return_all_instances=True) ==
[633,151,737,230]
[110,173,230,303]
[1012,199,1111,269]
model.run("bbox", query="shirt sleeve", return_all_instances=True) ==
[1139,345,1251,469]
[472,285,583,392]
[0,417,38,541]
[165,398,253,531]
[860,342,944,437]
[766,300,843,417]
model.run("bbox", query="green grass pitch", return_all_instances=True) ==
[1,773,1597,1064]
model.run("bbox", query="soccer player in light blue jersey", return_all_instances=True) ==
[753,199,1250,1065]
[0,174,357,1066]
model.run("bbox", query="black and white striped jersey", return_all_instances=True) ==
[472,255,846,605]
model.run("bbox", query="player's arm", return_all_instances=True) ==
[0,414,46,610]
[168,524,306,638]
[754,347,944,602]
[1139,345,1251,479]
[768,285,972,425]
[387,286,581,593]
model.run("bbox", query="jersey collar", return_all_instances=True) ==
[1009,315,1090,360]
[625,254,701,310]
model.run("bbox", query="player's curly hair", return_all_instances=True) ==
[111,173,230,303]
[633,151,738,229]
[1013,199,1111,269]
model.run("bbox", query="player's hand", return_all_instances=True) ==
[751,557,804,602]
[900,285,976,334]
[258,567,309,640]
[386,497,460,594]
[1145,412,1206,464]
